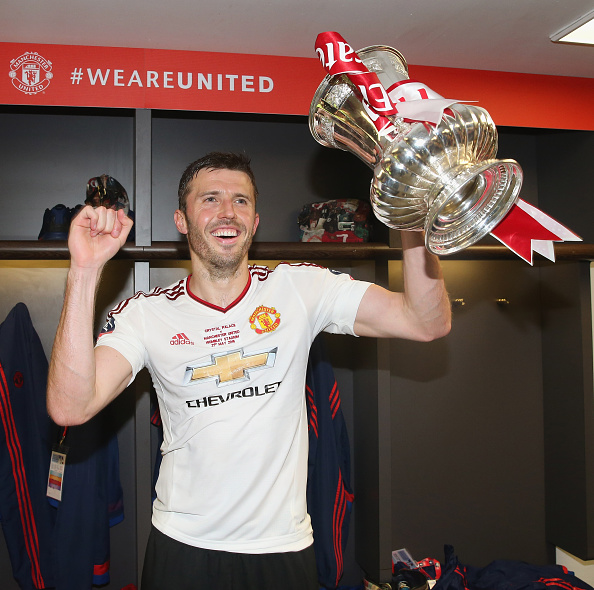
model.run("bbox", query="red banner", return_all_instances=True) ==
[1,41,593,130]
[1,42,322,115]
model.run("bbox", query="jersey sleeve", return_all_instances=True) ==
[319,270,372,336]
[95,298,147,383]
[286,265,372,337]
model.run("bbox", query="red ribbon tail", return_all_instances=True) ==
[490,199,581,264]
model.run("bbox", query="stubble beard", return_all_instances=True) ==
[186,218,254,281]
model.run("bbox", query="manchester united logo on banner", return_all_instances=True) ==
[9,52,53,95]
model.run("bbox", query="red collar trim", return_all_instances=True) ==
[185,274,252,313]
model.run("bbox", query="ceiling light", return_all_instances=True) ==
[551,9,594,45]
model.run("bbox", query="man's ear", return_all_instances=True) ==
[174,210,188,235]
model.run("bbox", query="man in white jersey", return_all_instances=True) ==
[47,152,451,590]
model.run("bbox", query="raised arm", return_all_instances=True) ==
[47,206,134,426]
[354,231,451,341]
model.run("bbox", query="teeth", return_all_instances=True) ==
[212,229,239,237]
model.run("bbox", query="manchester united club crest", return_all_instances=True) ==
[249,305,281,334]
[13,371,24,388]
[9,52,53,95]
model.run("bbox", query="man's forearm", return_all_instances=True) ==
[401,231,451,340]
[47,265,103,425]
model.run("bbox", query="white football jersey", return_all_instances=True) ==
[96,262,371,553]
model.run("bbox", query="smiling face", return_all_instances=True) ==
[174,167,260,279]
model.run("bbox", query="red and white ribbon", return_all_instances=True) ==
[315,31,397,136]
[315,31,466,125]
[490,199,581,264]
[386,79,464,126]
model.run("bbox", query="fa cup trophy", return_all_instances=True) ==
[309,33,525,255]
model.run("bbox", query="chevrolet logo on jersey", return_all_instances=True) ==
[183,347,277,386]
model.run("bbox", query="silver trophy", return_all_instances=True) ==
[309,45,523,254]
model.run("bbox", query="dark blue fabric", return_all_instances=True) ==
[433,545,594,590]
[306,335,354,590]
[0,302,124,590]
[0,303,55,589]
[49,413,124,589]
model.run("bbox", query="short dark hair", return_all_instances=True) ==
[177,152,259,212]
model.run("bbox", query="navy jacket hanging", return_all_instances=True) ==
[306,335,354,590]
[0,302,55,590]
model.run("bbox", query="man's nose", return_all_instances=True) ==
[218,198,236,218]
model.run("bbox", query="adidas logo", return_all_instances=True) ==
[170,333,194,346]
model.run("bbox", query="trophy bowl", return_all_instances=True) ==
[309,45,523,255]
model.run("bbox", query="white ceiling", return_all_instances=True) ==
[1,0,593,79]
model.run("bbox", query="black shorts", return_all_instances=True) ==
[141,526,319,590]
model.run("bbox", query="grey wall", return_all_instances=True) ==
[389,258,547,567]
